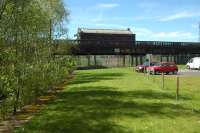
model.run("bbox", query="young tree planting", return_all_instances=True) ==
[0,0,73,119]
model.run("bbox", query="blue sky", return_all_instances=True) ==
[63,0,200,42]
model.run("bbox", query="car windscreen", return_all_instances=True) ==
[143,62,149,66]
[154,62,161,66]
[150,62,158,66]
[143,62,158,66]
[188,59,193,63]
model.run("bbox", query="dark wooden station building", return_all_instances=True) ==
[66,28,200,65]
[73,28,200,56]
[76,28,136,55]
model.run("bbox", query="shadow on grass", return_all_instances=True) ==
[68,72,124,85]
[16,86,197,133]
[76,65,108,70]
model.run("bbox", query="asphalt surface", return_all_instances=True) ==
[178,69,200,76]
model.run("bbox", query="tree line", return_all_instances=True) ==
[0,0,73,119]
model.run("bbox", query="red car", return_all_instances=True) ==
[136,62,158,73]
[147,62,178,75]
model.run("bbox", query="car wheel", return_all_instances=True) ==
[149,71,152,75]
[153,70,157,75]
[148,70,151,74]
[187,65,190,69]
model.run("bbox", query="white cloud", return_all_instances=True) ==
[133,16,158,21]
[138,2,159,8]
[91,18,104,23]
[96,3,119,9]
[159,11,200,21]
[191,23,199,29]
[134,27,153,35]
[134,27,197,41]
[95,23,126,29]
[154,32,193,38]
[132,11,200,22]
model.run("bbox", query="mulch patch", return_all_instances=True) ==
[0,75,74,133]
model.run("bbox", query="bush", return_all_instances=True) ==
[0,44,75,119]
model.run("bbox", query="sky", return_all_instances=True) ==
[63,0,200,42]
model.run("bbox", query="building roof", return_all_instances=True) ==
[78,28,134,35]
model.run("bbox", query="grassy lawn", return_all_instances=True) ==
[14,68,200,133]
[178,65,187,69]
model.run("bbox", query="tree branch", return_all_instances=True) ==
[0,0,8,20]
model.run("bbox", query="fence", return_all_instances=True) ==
[74,54,198,67]
[144,72,200,102]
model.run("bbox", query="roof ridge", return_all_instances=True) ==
[78,28,134,34]
[79,28,131,31]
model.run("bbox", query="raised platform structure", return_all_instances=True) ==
[71,28,200,55]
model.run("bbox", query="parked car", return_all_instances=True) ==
[186,57,200,69]
[136,62,158,73]
[147,62,178,75]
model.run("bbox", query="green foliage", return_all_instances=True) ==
[0,0,73,120]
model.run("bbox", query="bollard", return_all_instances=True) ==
[162,73,164,89]
[176,76,180,100]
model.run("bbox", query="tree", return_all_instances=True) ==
[0,0,71,117]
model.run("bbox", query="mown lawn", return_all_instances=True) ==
[14,68,200,133]
[178,65,187,69]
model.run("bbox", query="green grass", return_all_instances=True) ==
[14,68,200,133]
[178,65,187,69]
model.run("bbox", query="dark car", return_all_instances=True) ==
[136,62,158,73]
[147,62,178,75]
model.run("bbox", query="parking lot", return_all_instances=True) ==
[178,69,200,76]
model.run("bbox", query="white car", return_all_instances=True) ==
[186,57,200,69]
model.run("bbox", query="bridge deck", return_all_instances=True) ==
[57,40,200,55]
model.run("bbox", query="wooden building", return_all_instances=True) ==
[52,28,200,65]
[77,28,136,55]
[70,28,200,56]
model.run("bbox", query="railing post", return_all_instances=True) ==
[131,55,134,66]
[135,56,138,66]
[123,55,126,67]
[94,55,97,66]
[162,73,164,89]
[176,76,180,100]
[87,55,91,66]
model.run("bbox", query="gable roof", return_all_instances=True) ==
[78,28,134,35]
